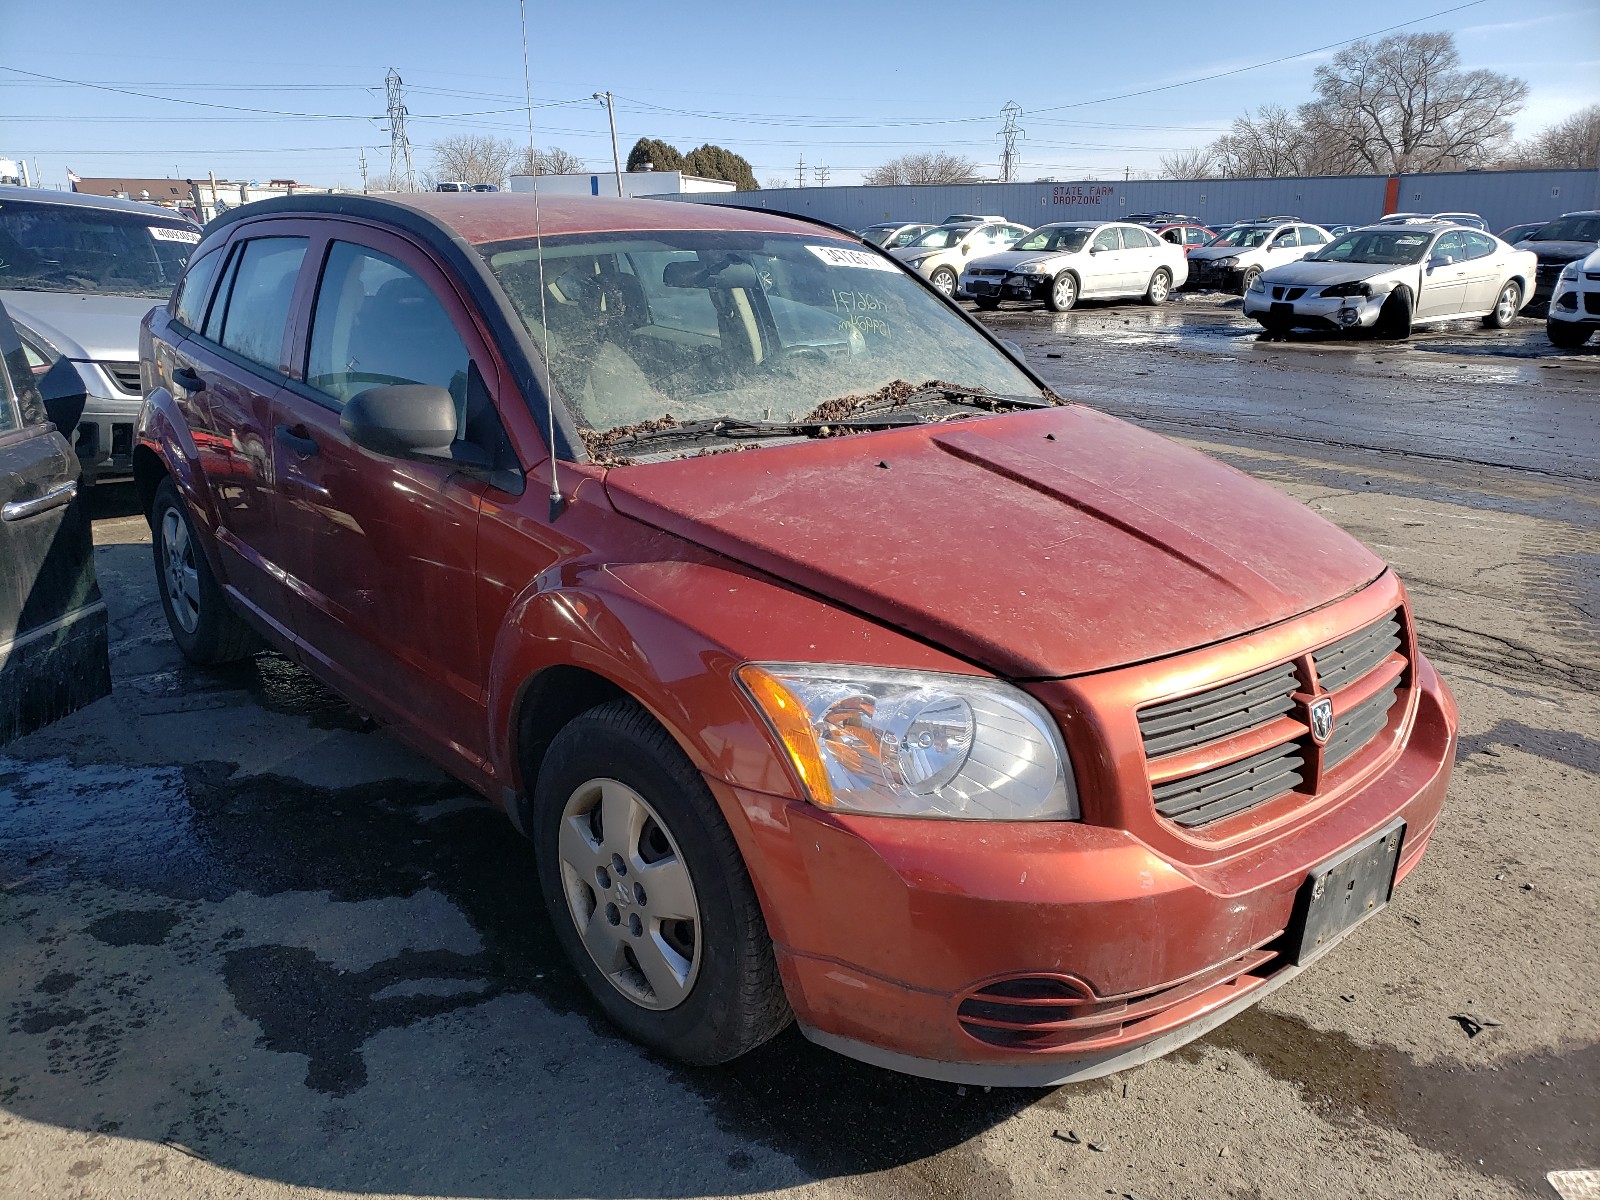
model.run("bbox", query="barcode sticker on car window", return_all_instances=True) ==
[151,227,201,244]
[806,245,901,273]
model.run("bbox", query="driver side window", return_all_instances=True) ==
[1432,232,1465,264]
[306,242,471,413]
[1091,227,1121,252]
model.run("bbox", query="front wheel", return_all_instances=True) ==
[1374,286,1414,339]
[532,699,791,1065]
[1144,268,1172,306]
[150,476,257,665]
[929,267,958,298]
[1239,267,1262,295]
[1046,272,1079,312]
[1547,320,1592,349]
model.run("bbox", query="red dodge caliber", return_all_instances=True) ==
[136,194,1456,1085]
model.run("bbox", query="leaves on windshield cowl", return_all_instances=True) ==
[581,413,680,467]
[802,378,1065,424]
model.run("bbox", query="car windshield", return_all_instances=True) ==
[1012,227,1092,253]
[906,225,974,249]
[1210,226,1273,248]
[483,230,1044,436]
[1310,230,1434,265]
[884,226,926,248]
[1528,216,1600,243]
[859,227,896,245]
[0,200,198,297]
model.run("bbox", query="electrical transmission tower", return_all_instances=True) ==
[796,153,806,188]
[998,101,1024,183]
[384,68,415,191]
[813,162,830,186]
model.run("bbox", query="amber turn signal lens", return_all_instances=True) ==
[736,665,834,807]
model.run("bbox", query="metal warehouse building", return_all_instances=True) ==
[654,168,1600,235]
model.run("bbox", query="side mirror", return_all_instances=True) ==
[1427,255,1448,272]
[38,356,88,439]
[961,244,972,255]
[342,385,458,459]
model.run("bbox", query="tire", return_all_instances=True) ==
[1239,267,1262,296]
[150,476,257,665]
[532,698,791,1066]
[1374,286,1414,339]
[929,267,958,298]
[1547,320,1592,349]
[973,297,1001,311]
[1482,280,1521,329]
[1046,272,1079,312]
[1144,268,1173,306]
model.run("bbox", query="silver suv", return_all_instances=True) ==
[0,186,200,483]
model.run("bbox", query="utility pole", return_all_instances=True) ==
[1124,165,1131,182]
[593,91,623,196]
[359,148,369,193]
[384,69,415,191]
[998,101,1024,184]
[796,153,806,188]
[814,162,830,187]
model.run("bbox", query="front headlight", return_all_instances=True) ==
[1013,262,1049,274]
[1320,281,1373,299]
[1559,261,1580,281]
[738,663,1078,820]
[1216,256,1239,268]
[904,254,930,268]
[1247,274,1267,293]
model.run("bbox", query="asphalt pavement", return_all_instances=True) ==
[2,295,1596,1200]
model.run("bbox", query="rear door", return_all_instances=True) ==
[164,229,310,636]
[268,227,506,775]
[1457,231,1503,313]
[0,301,110,744]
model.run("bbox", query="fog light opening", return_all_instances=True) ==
[1337,307,1361,328]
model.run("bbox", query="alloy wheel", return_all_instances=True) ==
[1149,271,1171,303]
[1496,284,1519,325]
[1052,276,1076,309]
[557,778,702,1011]
[931,268,957,297]
[160,507,201,635]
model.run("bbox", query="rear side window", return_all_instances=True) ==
[172,248,223,332]
[216,237,307,371]
[1122,226,1157,248]
[1299,226,1328,245]
[1461,232,1497,260]
[306,242,470,411]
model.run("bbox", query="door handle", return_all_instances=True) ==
[275,424,319,458]
[173,366,205,393]
[3,479,77,522]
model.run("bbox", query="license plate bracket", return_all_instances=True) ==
[1284,820,1405,966]
[1271,301,1295,317]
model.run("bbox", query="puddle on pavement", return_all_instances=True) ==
[1189,1008,1598,1192]
[118,651,373,732]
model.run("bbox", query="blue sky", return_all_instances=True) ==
[3,0,1596,190]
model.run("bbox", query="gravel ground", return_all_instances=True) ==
[2,294,1596,1200]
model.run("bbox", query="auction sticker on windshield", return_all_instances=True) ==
[150,227,201,243]
[806,244,902,273]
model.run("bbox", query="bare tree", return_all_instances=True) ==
[1499,104,1600,169]
[763,175,789,190]
[513,144,586,175]
[1299,33,1527,173]
[1159,145,1218,180]
[364,171,413,193]
[429,134,517,187]
[1208,106,1314,178]
[863,151,979,185]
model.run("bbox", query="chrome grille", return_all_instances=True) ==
[1153,740,1308,827]
[103,361,143,394]
[1139,610,1407,828]
[1138,662,1299,758]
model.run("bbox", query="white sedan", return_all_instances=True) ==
[959,221,1189,311]
[1243,224,1536,338]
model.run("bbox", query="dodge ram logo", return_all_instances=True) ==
[1308,696,1335,745]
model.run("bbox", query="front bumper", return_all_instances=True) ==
[70,361,143,480]
[1547,286,1600,327]
[962,274,1048,303]
[1243,287,1386,330]
[1186,261,1245,291]
[718,637,1456,1085]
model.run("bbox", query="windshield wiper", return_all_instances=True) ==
[844,384,1053,417]
[598,412,928,451]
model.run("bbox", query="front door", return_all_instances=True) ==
[1084,226,1126,295]
[1417,231,1470,319]
[269,230,499,774]
[0,303,109,744]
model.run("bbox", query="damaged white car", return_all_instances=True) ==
[1243,224,1536,339]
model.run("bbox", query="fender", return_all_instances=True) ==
[485,558,984,805]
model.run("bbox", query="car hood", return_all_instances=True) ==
[0,290,162,360]
[603,406,1385,679]
[1187,245,1259,263]
[1519,240,1598,264]
[1258,260,1403,286]
[963,249,1067,272]
[890,245,948,260]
